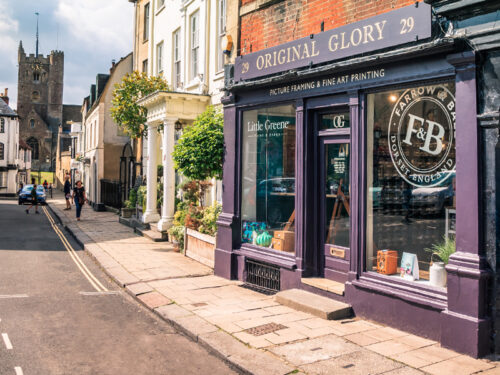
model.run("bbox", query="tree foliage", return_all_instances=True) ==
[110,71,169,138]
[172,106,224,180]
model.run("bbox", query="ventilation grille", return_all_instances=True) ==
[245,259,280,293]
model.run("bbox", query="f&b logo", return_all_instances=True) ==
[388,85,455,187]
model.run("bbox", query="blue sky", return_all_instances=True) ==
[0,0,134,110]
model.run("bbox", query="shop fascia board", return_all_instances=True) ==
[137,91,211,124]
[228,37,459,92]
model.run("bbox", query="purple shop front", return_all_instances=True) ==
[216,3,492,358]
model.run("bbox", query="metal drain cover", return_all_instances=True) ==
[246,322,288,336]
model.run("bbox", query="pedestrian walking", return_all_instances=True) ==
[72,180,87,221]
[26,184,39,214]
[17,182,24,195]
[43,180,48,190]
[63,175,71,210]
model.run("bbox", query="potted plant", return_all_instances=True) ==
[425,236,455,287]
[121,188,137,218]
[168,225,185,252]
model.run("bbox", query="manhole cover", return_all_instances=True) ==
[246,322,288,336]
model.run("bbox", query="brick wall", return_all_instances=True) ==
[240,0,420,55]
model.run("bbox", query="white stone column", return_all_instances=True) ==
[143,123,160,223]
[157,119,176,231]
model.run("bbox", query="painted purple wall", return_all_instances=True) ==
[217,49,492,357]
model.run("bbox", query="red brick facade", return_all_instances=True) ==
[240,0,420,55]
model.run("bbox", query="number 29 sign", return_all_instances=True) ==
[235,3,431,81]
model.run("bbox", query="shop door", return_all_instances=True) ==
[318,115,351,283]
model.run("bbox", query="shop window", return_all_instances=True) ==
[366,82,456,287]
[241,104,296,252]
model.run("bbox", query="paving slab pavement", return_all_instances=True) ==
[48,192,499,374]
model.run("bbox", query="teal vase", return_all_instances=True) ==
[256,231,272,247]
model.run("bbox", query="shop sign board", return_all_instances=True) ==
[235,3,431,81]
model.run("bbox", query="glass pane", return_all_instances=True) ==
[241,105,296,253]
[325,143,350,248]
[366,82,456,287]
[321,111,350,130]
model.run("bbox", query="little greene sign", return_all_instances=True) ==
[235,3,431,81]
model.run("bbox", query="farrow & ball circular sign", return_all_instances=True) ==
[388,85,456,188]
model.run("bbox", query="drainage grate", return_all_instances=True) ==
[246,322,288,336]
[245,259,280,293]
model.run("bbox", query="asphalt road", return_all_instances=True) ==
[0,200,236,375]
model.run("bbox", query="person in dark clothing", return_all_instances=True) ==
[26,184,39,214]
[43,180,48,190]
[63,175,72,210]
[72,180,87,221]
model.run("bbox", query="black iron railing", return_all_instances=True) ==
[100,179,122,209]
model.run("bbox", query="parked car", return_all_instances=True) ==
[409,172,455,214]
[18,185,47,205]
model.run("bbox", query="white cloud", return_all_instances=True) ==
[0,1,20,109]
[55,0,133,54]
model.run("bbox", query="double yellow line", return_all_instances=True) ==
[42,206,108,293]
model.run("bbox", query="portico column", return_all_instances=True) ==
[143,123,160,223]
[157,119,176,231]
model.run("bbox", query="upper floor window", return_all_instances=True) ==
[142,59,149,74]
[217,0,226,72]
[33,72,40,82]
[173,29,181,88]
[157,0,165,8]
[30,119,35,128]
[190,11,200,81]
[143,3,150,42]
[27,137,39,160]
[0,118,4,133]
[0,143,4,160]
[156,41,164,75]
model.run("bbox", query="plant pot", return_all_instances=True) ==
[121,207,135,218]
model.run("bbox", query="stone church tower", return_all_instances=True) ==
[17,41,65,172]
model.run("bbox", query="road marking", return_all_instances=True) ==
[15,367,23,375]
[42,207,108,292]
[2,333,13,349]
[0,294,29,299]
[79,291,120,296]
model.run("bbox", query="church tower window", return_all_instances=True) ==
[26,137,39,160]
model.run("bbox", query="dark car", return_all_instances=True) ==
[18,184,47,205]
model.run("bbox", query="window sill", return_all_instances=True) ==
[185,80,200,90]
[236,243,296,270]
[351,271,448,310]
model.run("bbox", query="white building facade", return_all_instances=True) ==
[81,54,133,208]
[0,96,21,196]
[131,0,227,230]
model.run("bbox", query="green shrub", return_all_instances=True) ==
[137,185,147,211]
[425,236,456,264]
[172,106,224,181]
[128,188,137,207]
[198,203,222,236]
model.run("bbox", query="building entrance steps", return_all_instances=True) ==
[135,222,168,242]
[275,289,352,320]
[301,277,345,295]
